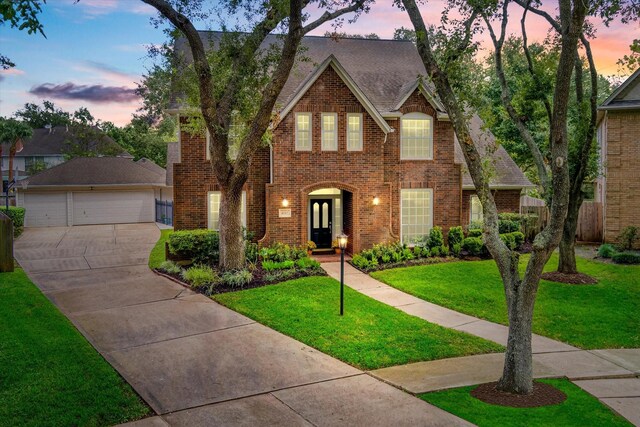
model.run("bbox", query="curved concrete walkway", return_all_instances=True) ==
[14,224,472,427]
[322,261,640,426]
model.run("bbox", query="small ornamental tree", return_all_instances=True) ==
[0,118,33,183]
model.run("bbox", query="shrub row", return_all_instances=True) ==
[597,243,640,265]
[0,206,25,237]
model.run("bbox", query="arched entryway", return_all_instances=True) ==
[300,182,357,253]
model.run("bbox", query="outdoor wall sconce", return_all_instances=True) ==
[372,196,380,206]
[282,198,289,207]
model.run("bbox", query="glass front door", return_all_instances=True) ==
[310,199,333,249]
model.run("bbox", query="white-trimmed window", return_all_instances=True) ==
[400,112,433,160]
[347,113,363,151]
[208,191,247,231]
[470,195,483,223]
[295,112,312,151]
[321,113,338,151]
[400,188,433,244]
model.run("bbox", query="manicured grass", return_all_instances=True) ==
[421,378,632,427]
[213,276,502,370]
[371,253,640,349]
[0,269,149,426]
[149,228,172,268]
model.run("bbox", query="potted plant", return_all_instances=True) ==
[306,240,317,255]
[332,238,341,254]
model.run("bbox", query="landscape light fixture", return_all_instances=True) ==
[337,233,348,315]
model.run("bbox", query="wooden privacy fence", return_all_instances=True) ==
[520,200,602,243]
[576,201,603,243]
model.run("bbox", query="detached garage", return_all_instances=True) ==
[17,157,167,227]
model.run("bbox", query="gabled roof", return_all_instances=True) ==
[392,79,449,120]
[21,157,166,187]
[278,55,392,133]
[599,68,640,110]
[0,125,131,158]
[455,115,533,189]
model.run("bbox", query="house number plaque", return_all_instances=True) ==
[279,208,292,218]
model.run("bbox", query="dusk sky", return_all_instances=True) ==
[0,0,636,126]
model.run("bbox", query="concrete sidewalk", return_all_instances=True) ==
[322,261,640,426]
[322,262,577,353]
[15,224,472,427]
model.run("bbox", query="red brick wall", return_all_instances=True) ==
[173,116,269,239]
[461,189,522,225]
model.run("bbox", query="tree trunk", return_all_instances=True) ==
[218,188,245,270]
[498,279,535,394]
[557,192,583,274]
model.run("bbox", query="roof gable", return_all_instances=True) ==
[392,79,449,120]
[277,55,393,134]
[600,68,640,110]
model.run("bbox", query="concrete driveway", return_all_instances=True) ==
[14,224,470,426]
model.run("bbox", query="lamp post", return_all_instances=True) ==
[337,233,348,316]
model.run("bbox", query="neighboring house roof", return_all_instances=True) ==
[455,115,533,189]
[599,68,640,110]
[172,32,531,190]
[137,157,167,176]
[0,125,132,158]
[21,157,166,187]
[165,142,179,187]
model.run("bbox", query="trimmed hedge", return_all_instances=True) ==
[611,252,640,265]
[168,229,219,265]
[597,244,616,258]
[0,206,25,237]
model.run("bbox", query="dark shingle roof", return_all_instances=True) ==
[600,68,640,110]
[455,115,533,189]
[165,142,179,187]
[1,126,131,158]
[173,32,531,189]
[23,157,166,187]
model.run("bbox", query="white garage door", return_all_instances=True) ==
[73,191,154,225]
[23,192,68,227]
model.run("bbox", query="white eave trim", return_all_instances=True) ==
[393,79,449,119]
[277,55,393,134]
[600,68,640,108]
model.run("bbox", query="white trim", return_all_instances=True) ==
[394,79,448,116]
[400,188,434,245]
[321,112,338,151]
[346,113,363,151]
[205,129,211,160]
[278,55,393,134]
[295,112,313,151]
[600,68,640,108]
[400,112,434,160]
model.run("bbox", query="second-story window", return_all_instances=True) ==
[321,113,337,151]
[206,111,245,161]
[295,112,312,151]
[347,113,363,151]
[401,112,433,160]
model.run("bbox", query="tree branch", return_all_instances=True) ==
[483,1,550,191]
[302,0,366,34]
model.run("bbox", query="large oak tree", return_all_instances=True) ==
[143,0,371,269]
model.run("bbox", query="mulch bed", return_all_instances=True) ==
[154,265,327,295]
[471,381,567,407]
[541,271,598,285]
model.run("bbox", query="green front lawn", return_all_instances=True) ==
[0,269,149,426]
[149,228,172,268]
[372,253,639,349]
[421,378,631,427]
[213,276,502,370]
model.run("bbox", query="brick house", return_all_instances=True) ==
[170,34,531,253]
[596,68,640,247]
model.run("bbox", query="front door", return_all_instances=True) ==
[310,199,332,249]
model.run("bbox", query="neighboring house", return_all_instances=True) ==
[595,68,640,246]
[164,142,179,201]
[17,157,167,227]
[1,125,131,180]
[170,34,532,253]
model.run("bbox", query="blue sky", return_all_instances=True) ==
[0,0,636,126]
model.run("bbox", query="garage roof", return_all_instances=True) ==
[21,157,166,187]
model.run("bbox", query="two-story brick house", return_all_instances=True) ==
[170,34,531,253]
